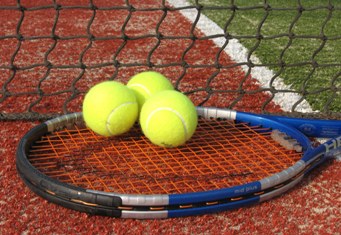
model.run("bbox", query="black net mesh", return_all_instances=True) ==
[0,0,340,121]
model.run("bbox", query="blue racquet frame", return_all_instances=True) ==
[16,107,341,219]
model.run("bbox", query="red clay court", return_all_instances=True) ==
[0,0,340,234]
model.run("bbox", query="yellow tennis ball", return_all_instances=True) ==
[127,71,174,111]
[82,81,138,137]
[140,90,198,148]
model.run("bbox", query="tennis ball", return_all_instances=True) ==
[127,71,174,111]
[82,81,138,137]
[140,90,197,148]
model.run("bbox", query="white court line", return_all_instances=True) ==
[167,0,314,113]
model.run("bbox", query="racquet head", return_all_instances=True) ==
[16,107,340,218]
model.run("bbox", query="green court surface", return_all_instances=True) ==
[193,0,341,112]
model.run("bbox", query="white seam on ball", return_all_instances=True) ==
[128,84,151,96]
[145,107,188,139]
[106,102,135,135]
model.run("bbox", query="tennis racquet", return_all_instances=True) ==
[16,107,341,219]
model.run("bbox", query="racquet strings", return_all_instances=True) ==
[28,118,302,195]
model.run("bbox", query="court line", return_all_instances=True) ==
[167,0,313,113]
